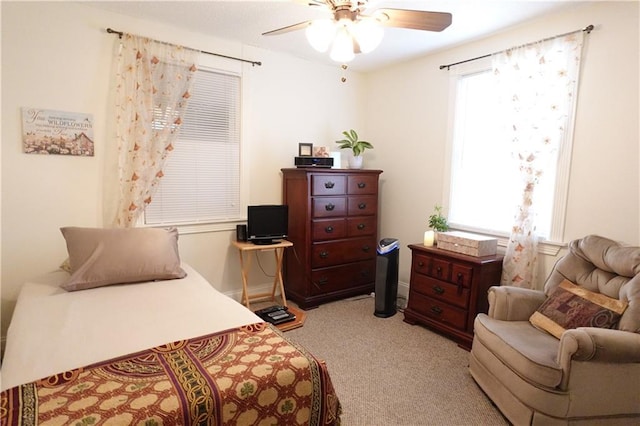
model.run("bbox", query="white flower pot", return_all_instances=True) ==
[349,155,363,169]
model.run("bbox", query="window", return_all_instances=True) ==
[144,66,242,229]
[445,57,575,243]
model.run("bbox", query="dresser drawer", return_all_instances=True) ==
[347,175,378,195]
[348,195,377,216]
[312,175,346,196]
[311,237,377,268]
[310,260,375,295]
[312,219,347,241]
[412,253,432,275]
[407,292,467,330]
[312,197,347,218]
[347,217,376,237]
[429,258,451,281]
[410,273,470,309]
[451,263,473,287]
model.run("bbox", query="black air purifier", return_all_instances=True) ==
[374,238,399,318]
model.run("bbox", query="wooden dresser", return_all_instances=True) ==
[404,244,503,349]
[281,168,383,309]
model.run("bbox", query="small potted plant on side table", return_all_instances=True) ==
[335,129,374,169]
[425,205,449,246]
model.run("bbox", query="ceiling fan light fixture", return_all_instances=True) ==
[329,23,355,63]
[352,18,384,53]
[264,2,453,63]
[305,19,336,53]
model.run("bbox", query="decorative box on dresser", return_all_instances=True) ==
[404,244,503,350]
[281,168,383,309]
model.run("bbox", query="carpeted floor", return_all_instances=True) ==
[284,296,509,425]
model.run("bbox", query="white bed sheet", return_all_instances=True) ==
[1,263,261,391]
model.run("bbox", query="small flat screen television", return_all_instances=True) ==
[247,205,288,245]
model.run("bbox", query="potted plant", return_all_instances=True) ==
[335,129,374,169]
[429,205,449,232]
[427,205,449,245]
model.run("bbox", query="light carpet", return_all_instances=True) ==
[285,296,509,425]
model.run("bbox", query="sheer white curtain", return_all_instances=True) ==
[110,34,200,227]
[494,31,584,288]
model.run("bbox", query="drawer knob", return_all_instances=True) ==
[325,203,335,211]
[362,245,371,252]
[430,306,443,315]
[318,277,328,285]
[418,261,425,267]
[358,202,367,209]
[433,285,445,295]
[357,223,365,230]
[325,225,334,233]
[319,251,329,259]
[324,181,335,189]
[358,182,366,189]
[436,266,443,276]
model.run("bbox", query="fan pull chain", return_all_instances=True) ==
[341,64,348,83]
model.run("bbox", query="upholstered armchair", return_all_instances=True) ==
[469,235,640,425]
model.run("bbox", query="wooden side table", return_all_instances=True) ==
[404,243,503,350]
[232,240,293,310]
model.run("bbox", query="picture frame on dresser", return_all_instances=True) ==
[312,146,330,157]
[298,143,313,156]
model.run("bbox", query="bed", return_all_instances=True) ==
[0,227,341,425]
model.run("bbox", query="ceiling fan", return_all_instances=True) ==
[262,0,452,62]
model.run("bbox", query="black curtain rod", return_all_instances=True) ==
[106,28,262,67]
[439,24,594,70]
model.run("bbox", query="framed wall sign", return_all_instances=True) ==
[22,107,94,156]
[298,143,313,156]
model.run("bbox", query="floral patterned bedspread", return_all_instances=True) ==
[0,323,341,425]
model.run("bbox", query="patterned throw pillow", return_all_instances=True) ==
[529,279,628,339]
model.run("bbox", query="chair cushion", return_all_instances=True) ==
[474,314,563,388]
[530,279,628,339]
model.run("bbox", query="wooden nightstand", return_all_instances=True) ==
[404,243,503,350]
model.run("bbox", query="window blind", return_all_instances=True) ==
[144,68,241,225]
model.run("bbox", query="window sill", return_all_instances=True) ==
[496,235,565,257]
[447,226,566,257]
[145,220,245,235]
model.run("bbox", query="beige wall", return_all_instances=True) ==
[0,2,366,340]
[365,1,639,289]
[2,1,639,343]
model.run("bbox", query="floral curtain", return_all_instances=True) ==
[111,34,200,227]
[494,31,584,288]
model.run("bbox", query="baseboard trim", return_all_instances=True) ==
[224,280,411,309]
[223,283,282,306]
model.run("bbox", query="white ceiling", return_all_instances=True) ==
[88,0,588,72]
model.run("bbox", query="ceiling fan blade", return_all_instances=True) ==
[374,9,452,32]
[262,21,311,36]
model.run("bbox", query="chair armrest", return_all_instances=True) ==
[487,286,546,321]
[559,328,640,363]
[557,328,640,390]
